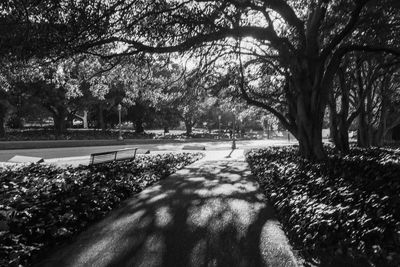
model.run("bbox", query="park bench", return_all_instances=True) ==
[89,147,138,165]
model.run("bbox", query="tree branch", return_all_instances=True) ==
[321,0,369,59]
[261,0,305,42]
[306,0,328,55]
[237,49,296,134]
[81,25,285,58]
[342,45,400,56]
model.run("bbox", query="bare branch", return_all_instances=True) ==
[237,46,296,134]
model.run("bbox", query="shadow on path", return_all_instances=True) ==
[40,159,298,267]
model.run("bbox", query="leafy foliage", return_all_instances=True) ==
[246,146,400,266]
[2,0,400,159]
[0,129,154,141]
[0,152,203,266]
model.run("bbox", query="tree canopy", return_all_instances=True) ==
[1,0,400,159]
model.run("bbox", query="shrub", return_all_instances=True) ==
[0,129,155,141]
[0,152,203,266]
[246,146,400,267]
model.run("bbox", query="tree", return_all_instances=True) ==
[0,1,113,60]
[165,69,214,136]
[3,1,400,158]
[4,59,83,136]
[126,96,156,133]
[0,71,11,137]
[352,55,400,147]
[70,81,93,129]
[0,90,10,138]
[329,53,400,150]
[89,0,400,159]
[328,54,361,153]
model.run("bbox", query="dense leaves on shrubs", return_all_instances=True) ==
[247,146,400,267]
[0,153,203,266]
[0,129,154,141]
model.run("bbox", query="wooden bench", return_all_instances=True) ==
[89,148,138,165]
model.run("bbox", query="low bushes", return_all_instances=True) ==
[0,152,203,266]
[246,146,400,267]
[0,129,155,141]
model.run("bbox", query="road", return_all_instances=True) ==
[0,139,295,162]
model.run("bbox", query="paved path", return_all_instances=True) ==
[38,150,299,267]
[0,139,296,162]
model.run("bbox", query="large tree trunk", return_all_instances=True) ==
[357,109,370,147]
[184,119,193,136]
[97,106,105,131]
[329,87,341,151]
[329,71,351,153]
[338,119,350,153]
[241,55,337,160]
[75,110,89,129]
[356,67,370,148]
[372,89,389,147]
[0,99,10,138]
[53,111,67,138]
[0,114,5,138]
[296,118,325,160]
[329,106,340,148]
[82,110,88,129]
[135,120,144,133]
[329,115,350,153]
[357,89,376,148]
[293,87,327,160]
[163,126,169,134]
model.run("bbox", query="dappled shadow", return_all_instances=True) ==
[39,160,297,267]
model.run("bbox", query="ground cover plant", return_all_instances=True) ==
[0,129,155,141]
[246,146,400,267]
[0,152,203,266]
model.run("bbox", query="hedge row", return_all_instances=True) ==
[0,129,154,141]
[246,146,400,267]
[0,152,203,266]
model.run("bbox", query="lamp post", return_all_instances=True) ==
[218,115,221,139]
[232,112,236,149]
[117,104,123,141]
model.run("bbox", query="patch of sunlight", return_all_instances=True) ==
[135,234,165,267]
[219,173,241,181]
[191,199,202,206]
[108,210,147,231]
[188,187,210,196]
[260,221,298,267]
[187,200,220,227]
[255,193,266,201]
[155,206,173,227]
[232,181,258,192]
[146,192,170,204]
[210,183,255,196]
[187,177,207,182]
[73,234,115,266]
[139,185,162,198]
[208,168,223,174]
[227,199,259,226]
[177,168,192,175]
